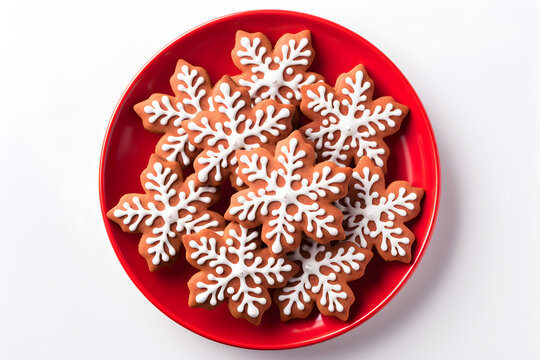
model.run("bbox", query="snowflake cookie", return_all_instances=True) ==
[182,76,295,187]
[183,223,298,325]
[275,237,372,321]
[231,30,324,105]
[336,157,424,263]
[133,60,212,167]
[300,64,409,171]
[107,154,225,271]
[225,131,352,255]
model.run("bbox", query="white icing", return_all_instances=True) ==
[186,82,291,183]
[228,134,346,254]
[303,69,402,167]
[235,34,317,104]
[145,96,184,126]
[336,165,417,257]
[161,127,196,164]
[187,225,293,318]
[112,160,220,266]
[141,64,208,166]
[277,238,365,315]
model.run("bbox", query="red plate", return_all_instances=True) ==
[99,10,440,350]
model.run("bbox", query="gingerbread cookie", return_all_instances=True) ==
[226,131,351,255]
[232,30,324,105]
[336,157,424,262]
[300,64,408,172]
[183,223,298,325]
[134,60,212,167]
[107,154,225,271]
[275,238,372,321]
[182,76,295,187]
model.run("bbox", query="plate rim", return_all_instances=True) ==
[99,9,441,350]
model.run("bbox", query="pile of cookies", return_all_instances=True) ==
[107,30,424,325]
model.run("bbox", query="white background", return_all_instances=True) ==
[1,0,539,358]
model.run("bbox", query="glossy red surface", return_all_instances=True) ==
[99,10,440,350]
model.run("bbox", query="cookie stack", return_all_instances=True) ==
[107,30,424,325]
